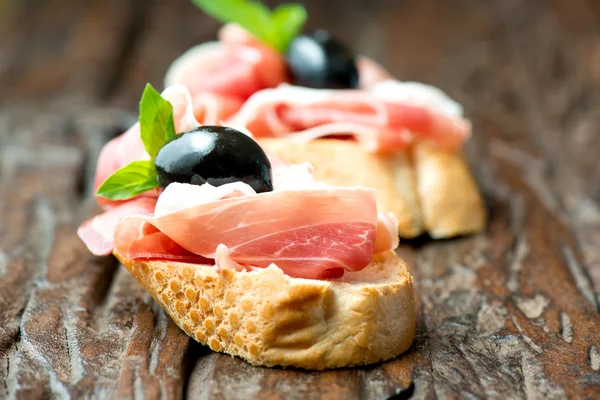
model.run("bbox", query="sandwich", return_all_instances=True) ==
[164,0,487,238]
[78,84,416,370]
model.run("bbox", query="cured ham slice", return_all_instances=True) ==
[164,24,288,100]
[374,212,400,253]
[93,85,201,208]
[218,23,263,48]
[77,197,157,256]
[217,23,287,90]
[93,124,153,209]
[192,93,244,125]
[84,85,208,253]
[369,80,464,117]
[113,217,212,264]
[113,183,381,279]
[357,56,394,88]
[229,84,471,153]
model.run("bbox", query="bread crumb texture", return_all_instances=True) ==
[116,251,416,370]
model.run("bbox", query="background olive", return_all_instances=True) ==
[286,30,359,89]
[154,126,273,193]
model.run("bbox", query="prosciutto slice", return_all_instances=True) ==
[114,183,380,279]
[374,212,400,253]
[164,24,288,100]
[357,56,394,88]
[77,197,157,256]
[229,84,471,152]
[93,85,201,208]
[82,85,204,252]
[80,144,398,279]
[192,93,244,125]
[113,217,212,264]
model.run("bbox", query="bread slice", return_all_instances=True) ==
[259,138,486,238]
[414,143,487,238]
[115,250,416,370]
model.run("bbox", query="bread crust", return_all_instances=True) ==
[115,250,416,370]
[259,138,486,238]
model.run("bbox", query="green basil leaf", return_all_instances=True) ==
[191,0,306,53]
[139,83,177,159]
[270,4,307,52]
[96,160,159,200]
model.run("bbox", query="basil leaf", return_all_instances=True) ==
[270,4,307,52]
[191,0,306,53]
[96,160,159,200]
[139,83,176,159]
[193,0,274,45]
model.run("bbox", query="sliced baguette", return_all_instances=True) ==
[259,138,486,238]
[115,250,416,370]
[414,143,487,238]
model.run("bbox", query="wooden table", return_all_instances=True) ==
[1,0,599,398]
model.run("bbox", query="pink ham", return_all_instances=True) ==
[229,85,471,152]
[113,217,212,264]
[83,85,204,252]
[77,197,157,256]
[93,124,153,209]
[164,24,288,100]
[358,56,395,88]
[192,93,244,125]
[113,184,380,279]
[374,212,400,253]
[218,23,263,48]
[93,85,204,209]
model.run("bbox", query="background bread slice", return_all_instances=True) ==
[260,139,424,238]
[259,138,486,238]
[413,143,487,238]
[115,250,416,370]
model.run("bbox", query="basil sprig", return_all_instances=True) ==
[191,0,307,53]
[96,84,175,200]
[139,84,177,158]
[95,160,159,201]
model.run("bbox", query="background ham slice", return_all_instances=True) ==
[357,56,395,88]
[164,24,288,100]
[192,93,244,125]
[229,85,471,152]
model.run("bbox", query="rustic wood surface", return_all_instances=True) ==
[1,0,599,398]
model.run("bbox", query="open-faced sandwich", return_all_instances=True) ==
[164,0,486,239]
[78,84,416,370]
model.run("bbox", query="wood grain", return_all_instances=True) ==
[0,0,599,399]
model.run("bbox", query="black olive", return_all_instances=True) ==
[154,126,273,193]
[286,30,359,89]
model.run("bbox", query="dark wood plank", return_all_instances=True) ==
[0,106,192,399]
[0,0,599,398]
[0,0,146,105]
[392,0,600,398]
